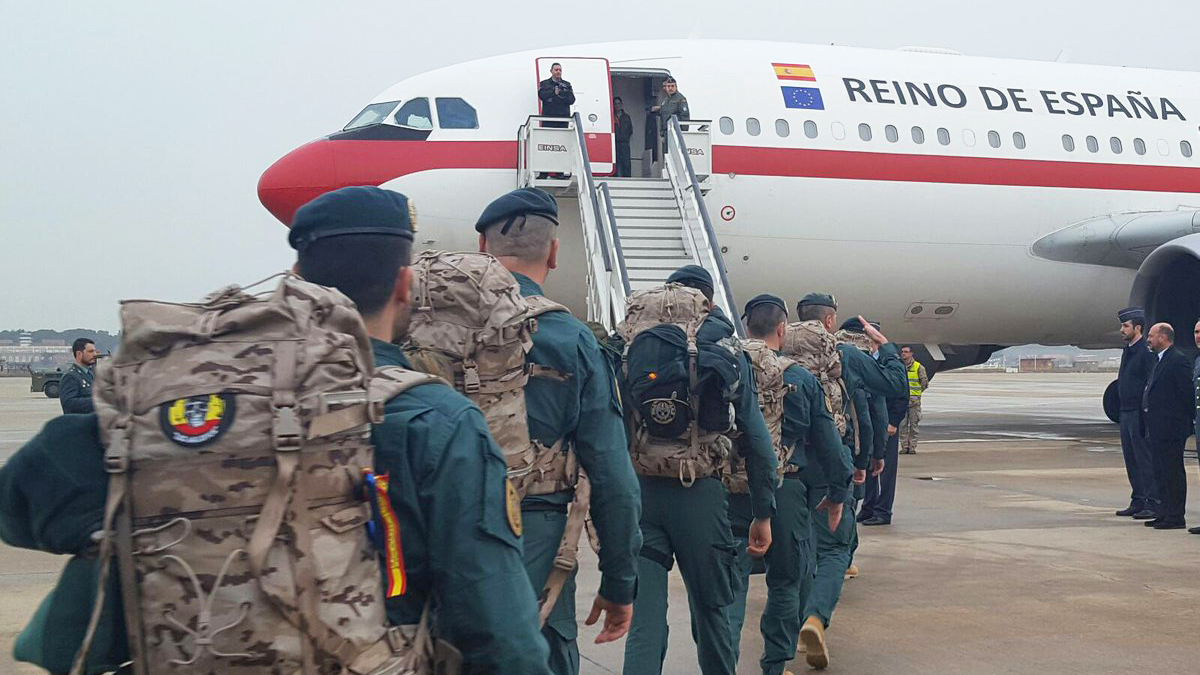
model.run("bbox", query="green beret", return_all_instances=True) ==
[288,186,415,252]
[475,187,559,233]
[666,265,714,299]
[743,294,787,318]
[797,292,837,310]
[667,265,712,288]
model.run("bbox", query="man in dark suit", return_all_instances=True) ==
[1114,307,1158,519]
[537,62,575,129]
[1141,322,1196,530]
[1191,319,1200,535]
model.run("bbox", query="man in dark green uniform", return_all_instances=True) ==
[650,76,689,155]
[475,187,643,675]
[794,294,906,670]
[835,318,889,583]
[837,318,888,502]
[725,295,853,675]
[59,337,98,413]
[622,265,777,675]
[0,186,555,675]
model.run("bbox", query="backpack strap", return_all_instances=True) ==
[524,294,571,319]
[71,417,147,675]
[308,367,446,439]
[537,463,590,626]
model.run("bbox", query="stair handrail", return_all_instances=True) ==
[564,113,616,330]
[666,115,743,336]
[597,182,630,327]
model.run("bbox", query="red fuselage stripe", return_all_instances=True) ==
[715,145,1200,193]
[326,140,1200,193]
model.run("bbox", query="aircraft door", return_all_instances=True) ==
[536,57,613,174]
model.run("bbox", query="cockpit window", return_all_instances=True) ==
[344,101,400,131]
[394,98,433,129]
[436,98,479,129]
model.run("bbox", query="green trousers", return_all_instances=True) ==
[622,476,739,675]
[800,488,858,627]
[725,478,812,675]
[522,508,579,675]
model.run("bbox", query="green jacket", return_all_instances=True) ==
[0,414,128,675]
[512,274,642,606]
[780,364,853,503]
[371,340,553,674]
[657,92,690,135]
[59,363,95,414]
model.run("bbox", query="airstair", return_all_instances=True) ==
[517,114,742,335]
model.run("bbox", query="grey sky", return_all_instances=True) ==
[2,1,1196,332]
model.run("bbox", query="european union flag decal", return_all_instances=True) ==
[782,86,825,110]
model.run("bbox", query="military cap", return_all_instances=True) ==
[474,187,559,233]
[288,186,415,251]
[1117,306,1145,322]
[839,316,866,332]
[742,293,788,319]
[797,292,838,310]
[667,265,714,298]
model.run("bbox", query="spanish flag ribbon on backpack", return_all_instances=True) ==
[363,469,406,597]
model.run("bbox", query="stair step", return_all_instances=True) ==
[615,218,686,228]
[611,206,681,219]
[624,258,697,270]
[601,182,673,192]
[606,197,677,209]
[615,228,685,240]
[618,247,690,257]
[598,177,671,184]
[629,278,672,291]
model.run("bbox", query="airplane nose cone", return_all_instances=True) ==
[257,140,338,225]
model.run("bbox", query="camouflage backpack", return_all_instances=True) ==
[782,320,849,437]
[834,329,875,356]
[404,251,588,625]
[724,339,796,493]
[404,250,576,499]
[616,283,738,486]
[76,275,454,675]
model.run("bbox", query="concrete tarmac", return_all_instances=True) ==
[2,373,1199,674]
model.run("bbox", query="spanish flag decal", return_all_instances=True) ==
[372,473,407,597]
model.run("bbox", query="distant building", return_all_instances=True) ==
[1019,357,1055,373]
[18,333,32,347]
[40,339,65,346]
[0,345,71,372]
[0,340,13,346]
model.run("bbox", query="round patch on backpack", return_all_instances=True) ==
[160,394,235,447]
[649,399,678,425]
[505,478,523,537]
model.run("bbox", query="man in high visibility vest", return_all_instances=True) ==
[899,346,929,454]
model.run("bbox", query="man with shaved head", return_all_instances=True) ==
[1141,322,1195,530]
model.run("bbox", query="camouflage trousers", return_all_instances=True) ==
[900,398,922,453]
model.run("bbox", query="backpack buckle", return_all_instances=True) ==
[272,405,302,450]
[104,426,130,473]
[463,364,481,394]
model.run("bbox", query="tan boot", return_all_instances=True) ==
[844,563,859,580]
[799,616,829,669]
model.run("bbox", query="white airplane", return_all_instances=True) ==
[258,39,1200,415]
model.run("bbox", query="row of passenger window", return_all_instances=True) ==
[1061,134,1192,158]
[717,116,1194,158]
[719,116,1025,148]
